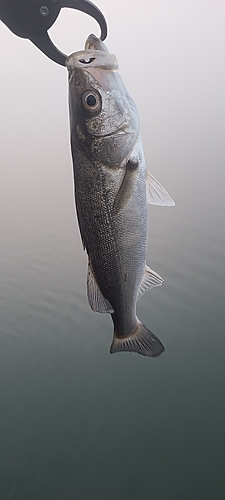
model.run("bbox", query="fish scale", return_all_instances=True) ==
[74,148,132,308]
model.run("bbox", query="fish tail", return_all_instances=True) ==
[110,320,165,358]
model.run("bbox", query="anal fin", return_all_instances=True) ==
[87,261,114,313]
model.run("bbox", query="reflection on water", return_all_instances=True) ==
[1,1,225,498]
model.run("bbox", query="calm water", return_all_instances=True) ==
[0,1,225,499]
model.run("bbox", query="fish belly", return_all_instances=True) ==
[73,147,148,337]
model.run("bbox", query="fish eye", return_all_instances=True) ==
[81,90,101,113]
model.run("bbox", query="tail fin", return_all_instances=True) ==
[110,321,164,358]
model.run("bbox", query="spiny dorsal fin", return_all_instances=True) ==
[137,266,163,300]
[87,261,114,313]
[146,172,175,206]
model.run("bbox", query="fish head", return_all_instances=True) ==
[66,35,139,167]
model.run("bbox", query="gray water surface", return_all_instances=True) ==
[1,1,225,499]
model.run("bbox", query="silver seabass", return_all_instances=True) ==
[66,34,174,357]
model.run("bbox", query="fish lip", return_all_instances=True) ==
[66,50,118,72]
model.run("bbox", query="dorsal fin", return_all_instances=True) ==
[137,266,163,300]
[146,172,175,206]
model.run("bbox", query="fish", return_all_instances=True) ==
[66,34,174,357]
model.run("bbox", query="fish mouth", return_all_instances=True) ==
[66,49,118,73]
[85,34,109,53]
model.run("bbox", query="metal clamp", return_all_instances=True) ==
[0,0,107,65]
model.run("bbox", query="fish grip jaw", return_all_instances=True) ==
[0,0,107,66]
[31,0,108,66]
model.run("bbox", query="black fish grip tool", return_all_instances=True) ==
[0,0,107,65]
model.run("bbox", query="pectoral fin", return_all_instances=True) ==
[137,266,163,300]
[113,159,139,215]
[87,262,114,313]
[146,172,175,206]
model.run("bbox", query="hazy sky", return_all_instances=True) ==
[1,0,225,211]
